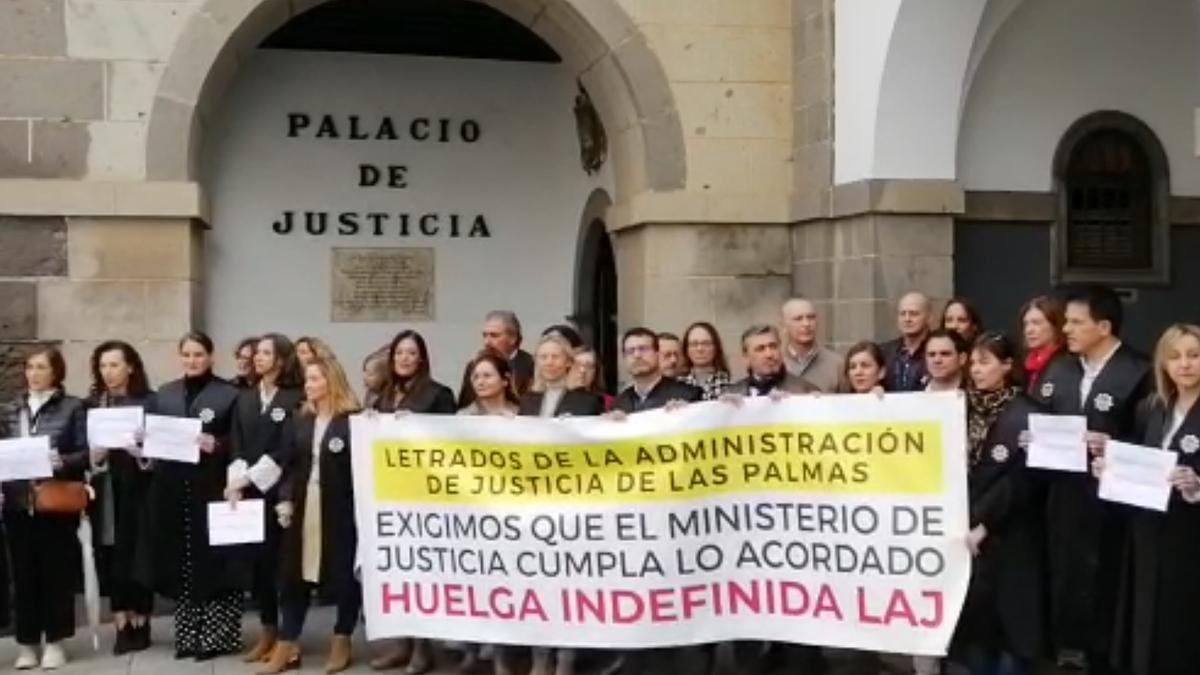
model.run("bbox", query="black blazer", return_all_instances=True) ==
[458,349,534,408]
[518,389,604,417]
[613,377,703,414]
[374,378,456,415]
[230,386,305,492]
[0,390,88,511]
[957,393,1044,659]
[141,375,243,600]
[278,413,356,595]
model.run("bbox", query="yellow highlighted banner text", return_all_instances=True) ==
[371,422,943,505]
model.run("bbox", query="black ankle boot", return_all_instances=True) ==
[113,625,131,656]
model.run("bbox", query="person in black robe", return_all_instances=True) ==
[1029,286,1151,673]
[85,340,155,654]
[231,336,259,389]
[0,346,86,670]
[258,355,361,675]
[612,328,702,415]
[952,333,1044,675]
[1108,323,1200,675]
[140,331,244,660]
[222,333,305,664]
[368,329,455,673]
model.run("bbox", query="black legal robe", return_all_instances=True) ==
[1030,343,1151,657]
[374,378,457,415]
[953,394,1045,660]
[518,389,605,417]
[277,414,356,597]
[85,392,154,596]
[613,377,703,414]
[230,386,305,492]
[139,376,245,600]
[1111,398,1200,675]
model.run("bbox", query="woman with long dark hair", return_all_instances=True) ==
[86,340,154,654]
[369,329,455,674]
[224,333,305,664]
[259,354,362,674]
[0,346,87,669]
[953,333,1043,675]
[232,337,259,389]
[679,321,731,400]
[942,297,984,345]
[142,331,244,660]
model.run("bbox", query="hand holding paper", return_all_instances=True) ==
[1026,414,1088,472]
[208,499,265,546]
[1098,441,1177,512]
[86,407,144,450]
[142,414,202,464]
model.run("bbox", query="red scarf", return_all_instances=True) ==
[1024,346,1059,392]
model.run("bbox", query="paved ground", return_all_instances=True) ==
[0,609,1072,675]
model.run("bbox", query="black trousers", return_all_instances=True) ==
[252,516,282,627]
[279,580,361,641]
[7,510,78,645]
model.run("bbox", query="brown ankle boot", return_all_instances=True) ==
[244,626,278,663]
[256,641,300,675]
[326,635,353,674]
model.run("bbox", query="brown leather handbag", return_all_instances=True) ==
[33,480,90,515]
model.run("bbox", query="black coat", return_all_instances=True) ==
[375,379,457,415]
[457,350,534,408]
[726,371,817,396]
[518,389,605,417]
[613,377,703,413]
[140,375,244,600]
[1112,398,1200,675]
[230,386,305,496]
[278,413,356,597]
[954,394,1044,660]
[1030,343,1151,655]
[0,390,88,511]
[85,392,154,587]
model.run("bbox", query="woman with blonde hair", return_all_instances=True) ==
[518,335,603,418]
[259,354,362,674]
[1105,323,1200,675]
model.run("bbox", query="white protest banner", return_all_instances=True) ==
[1098,441,1177,512]
[1027,414,1088,473]
[87,407,144,449]
[208,499,266,546]
[143,414,201,464]
[0,436,54,481]
[351,392,971,656]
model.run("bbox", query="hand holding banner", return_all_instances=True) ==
[351,392,970,656]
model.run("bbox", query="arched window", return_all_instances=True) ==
[1052,111,1170,285]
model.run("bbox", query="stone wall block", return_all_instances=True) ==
[874,254,953,302]
[792,258,833,299]
[1,0,68,57]
[0,282,38,340]
[67,217,197,280]
[647,224,791,277]
[145,96,198,181]
[144,280,197,340]
[874,214,954,256]
[0,216,67,276]
[30,121,90,179]
[0,59,103,119]
[65,0,191,61]
[37,280,146,341]
[108,61,165,121]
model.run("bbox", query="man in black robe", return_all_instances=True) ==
[1031,285,1151,673]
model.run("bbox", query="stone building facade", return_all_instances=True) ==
[0,0,1196,398]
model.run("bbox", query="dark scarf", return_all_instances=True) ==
[967,386,1019,464]
[183,371,214,409]
[747,368,786,396]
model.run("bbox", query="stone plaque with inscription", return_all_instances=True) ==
[331,248,435,322]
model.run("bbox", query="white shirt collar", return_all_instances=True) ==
[1081,340,1122,376]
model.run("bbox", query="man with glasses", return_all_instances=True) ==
[613,327,702,413]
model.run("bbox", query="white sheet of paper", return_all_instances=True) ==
[142,414,202,464]
[1099,441,1177,512]
[208,499,265,546]
[0,436,53,481]
[87,407,144,449]
[1027,414,1088,472]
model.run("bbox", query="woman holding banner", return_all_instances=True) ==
[143,331,243,661]
[86,341,155,655]
[259,354,361,674]
[1107,323,1200,675]
[456,351,519,675]
[0,346,87,670]
[224,334,305,664]
[370,329,455,673]
[843,341,887,394]
[954,333,1043,675]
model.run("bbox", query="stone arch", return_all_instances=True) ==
[145,0,684,210]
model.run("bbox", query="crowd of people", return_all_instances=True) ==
[0,286,1197,675]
